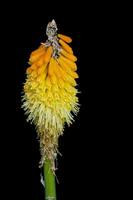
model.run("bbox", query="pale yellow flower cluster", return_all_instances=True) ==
[22,22,79,170]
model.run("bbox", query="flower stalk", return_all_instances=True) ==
[44,160,56,200]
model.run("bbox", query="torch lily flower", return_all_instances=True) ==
[22,19,79,176]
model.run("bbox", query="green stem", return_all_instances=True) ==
[44,160,56,200]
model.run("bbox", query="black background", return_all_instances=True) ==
[0,1,120,200]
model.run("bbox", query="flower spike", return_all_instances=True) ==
[22,20,79,171]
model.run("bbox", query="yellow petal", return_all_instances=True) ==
[46,76,52,88]
[37,63,47,75]
[58,78,65,88]
[26,67,33,74]
[44,46,53,64]
[50,73,57,84]
[36,54,46,67]
[60,49,77,62]
[58,34,72,43]
[59,39,73,54]
[65,75,77,86]
[52,59,62,79]
[48,58,54,76]
[57,57,77,79]
[29,46,46,64]
[59,55,77,71]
